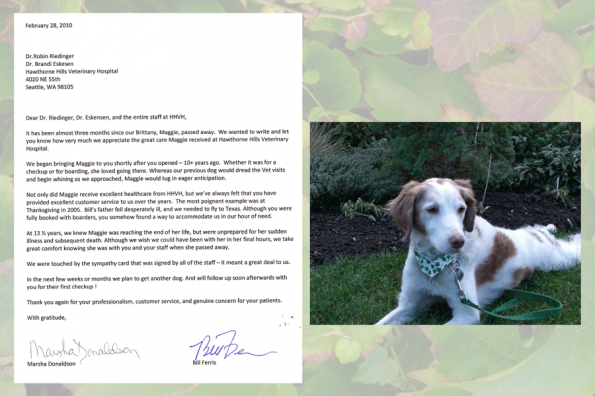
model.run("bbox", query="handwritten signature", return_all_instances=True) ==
[30,339,140,364]
[190,330,276,360]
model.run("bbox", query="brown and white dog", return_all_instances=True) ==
[376,178,581,325]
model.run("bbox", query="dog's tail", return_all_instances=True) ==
[557,233,581,269]
[531,225,581,272]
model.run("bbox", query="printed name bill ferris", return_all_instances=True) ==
[14,14,302,383]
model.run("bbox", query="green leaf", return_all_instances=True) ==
[37,0,82,12]
[276,384,298,396]
[0,259,13,359]
[303,326,340,361]
[544,0,595,35]
[352,347,402,386]
[406,387,472,396]
[302,359,396,396]
[543,90,595,132]
[303,40,362,111]
[0,121,13,175]
[260,5,285,13]
[439,103,484,122]
[408,11,432,50]
[335,338,363,363]
[336,325,391,353]
[582,172,595,226]
[418,0,543,71]
[345,21,409,55]
[360,53,481,120]
[566,28,595,67]
[0,43,13,101]
[303,70,321,85]
[308,107,374,121]
[84,0,138,12]
[466,31,595,130]
[411,326,555,384]
[70,384,277,396]
[451,326,595,395]
[372,10,414,37]
[115,0,225,12]
[168,0,225,12]
[312,0,365,12]
[0,371,25,396]
[0,174,13,261]
[538,0,558,22]
[361,55,438,120]
[307,17,344,34]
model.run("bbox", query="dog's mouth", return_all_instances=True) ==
[432,243,462,256]
[416,244,456,258]
[441,248,461,256]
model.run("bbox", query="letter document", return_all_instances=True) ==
[14,13,302,383]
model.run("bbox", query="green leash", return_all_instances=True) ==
[449,258,562,324]
[461,289,563,324]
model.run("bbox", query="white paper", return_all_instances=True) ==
[14,13,302,383]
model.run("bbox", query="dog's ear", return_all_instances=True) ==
[386,181,424,241]
[454,179,476,232]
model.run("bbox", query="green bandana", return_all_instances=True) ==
[414,250,457,278]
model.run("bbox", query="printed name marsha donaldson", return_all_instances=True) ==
[27,361,76,367]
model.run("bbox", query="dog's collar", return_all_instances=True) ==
[414,250,459,278]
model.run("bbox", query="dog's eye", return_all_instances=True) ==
[458,206,466,214]
[427,207,438,214]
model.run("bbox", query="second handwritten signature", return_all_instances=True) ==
[190,330,276,360]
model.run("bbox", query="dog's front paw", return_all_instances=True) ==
[375,308,413,325]
[376,317,403,325]
[445,315,480,325]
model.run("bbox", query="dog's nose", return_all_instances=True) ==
[449,235,465,249]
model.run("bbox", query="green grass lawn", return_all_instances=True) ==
[310,248,581,325]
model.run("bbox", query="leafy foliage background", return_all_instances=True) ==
[0,0,594,395]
